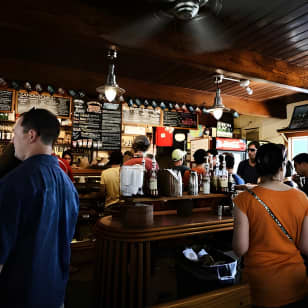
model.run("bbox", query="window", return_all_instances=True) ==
[289,136,308,159]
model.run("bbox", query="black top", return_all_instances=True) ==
[298,178,308,196]
[237,159,259,184]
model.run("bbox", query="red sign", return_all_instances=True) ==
[216,138,246,151]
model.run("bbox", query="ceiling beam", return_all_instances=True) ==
[264,93,308,105]
[134,46,308,94]
[0,57,286,118]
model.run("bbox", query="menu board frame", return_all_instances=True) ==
[16,90,72,119]
[0,88,15,113]
[163,110,199,130]
[101,102,122,151]
[122,106,163,127]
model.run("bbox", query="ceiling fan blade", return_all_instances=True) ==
[179,13,232,53]
[100,12,172,47]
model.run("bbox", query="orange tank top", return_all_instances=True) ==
[234,187,308,307]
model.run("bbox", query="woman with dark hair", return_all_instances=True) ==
[62,150,73,166]
[232,143,308,308]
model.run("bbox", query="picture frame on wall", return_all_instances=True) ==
[288,104,308,129]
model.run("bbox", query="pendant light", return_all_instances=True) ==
[96,47,125,102]
[207,74,229,120]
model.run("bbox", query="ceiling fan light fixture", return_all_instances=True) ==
[173,1,200,20]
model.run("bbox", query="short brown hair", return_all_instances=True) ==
[20,108,60,145]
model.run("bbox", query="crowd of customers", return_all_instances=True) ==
[2,122,308,308]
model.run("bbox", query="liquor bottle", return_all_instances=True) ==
[198,173,203,193]
[149,157,158,197]
[202,156,211,194]
[228,172,235,193]
[138,156,146,196]
[220,154,228,193]
[212,156,219,193]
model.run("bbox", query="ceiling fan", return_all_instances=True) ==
[98,0,233,54]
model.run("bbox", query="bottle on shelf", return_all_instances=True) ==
[149,157,158,197]
[198,173,203,193]
[228,172,235,193]
[202,156,211,194]
[138,155,146,196]
[220,154,228,193]
[211,156,219,193]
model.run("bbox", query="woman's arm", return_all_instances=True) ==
[299,216,308,256]
[232,205,249,257]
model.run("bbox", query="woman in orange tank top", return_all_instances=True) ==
[233,143,308,308]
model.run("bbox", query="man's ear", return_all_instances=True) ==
[28,129,39,143]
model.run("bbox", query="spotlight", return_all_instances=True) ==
[246,87,253,95]
[240,79,250,87]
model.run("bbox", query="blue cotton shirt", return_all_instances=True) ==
[0,154,79,308]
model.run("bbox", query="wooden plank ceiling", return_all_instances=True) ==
[1,0,308,118]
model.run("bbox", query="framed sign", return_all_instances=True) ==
[190,137,210,158]
[16,91,72,119]
[288,104,308,129]
[122,106,161,126]
[0,88,15,112]
[163,110,198,129]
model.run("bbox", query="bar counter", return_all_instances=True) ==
[94,212,235,308]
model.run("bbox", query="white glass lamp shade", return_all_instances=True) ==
[211,108,223,120]
[104,86,117,102]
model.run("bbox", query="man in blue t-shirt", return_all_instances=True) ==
[0,108,79,308]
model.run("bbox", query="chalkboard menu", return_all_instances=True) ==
[123,106,161,126]
[101,103,122,150]
[16,91,71,118]
[163,110,198,129]
[0,89,14,112]
[72,99,85,141]
[72,100,122,151]
[72,100,102,142]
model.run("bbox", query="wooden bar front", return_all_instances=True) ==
[94,210,243,308]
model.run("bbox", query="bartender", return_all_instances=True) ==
[237,141,260,184]
[124,135,158,171]
[171,148,190,188]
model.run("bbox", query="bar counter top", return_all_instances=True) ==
[96,212,234,242]
[126,192,229,202]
